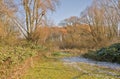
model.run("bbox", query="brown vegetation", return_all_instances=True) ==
[0,0,120,78]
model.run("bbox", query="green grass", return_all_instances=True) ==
[51,51,73,57]
[21,60,120,79]
[21,61,79,79]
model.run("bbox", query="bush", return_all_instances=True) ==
[0,46,37,65]
[0,46,38,78]
[83,43,120,63]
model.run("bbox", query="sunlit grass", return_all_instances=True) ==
[21,60,120,79]
[21,61,80,79]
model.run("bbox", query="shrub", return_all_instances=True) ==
[0,46,38,78]
[83,43,120,63]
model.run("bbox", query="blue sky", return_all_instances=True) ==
[47,0,93,25]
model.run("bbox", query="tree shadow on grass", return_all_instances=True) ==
[71,73,88,79]
[35,66,72,71]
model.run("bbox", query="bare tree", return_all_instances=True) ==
[97,0,120,37]
[59,16,80,26]
[0,0,58,41]
[14,0,59,41]
[80,0,120,47]
[0,0,19,44]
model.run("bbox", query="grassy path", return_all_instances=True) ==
[21,58,120,79]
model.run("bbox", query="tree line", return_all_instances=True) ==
[0,0,120,49]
